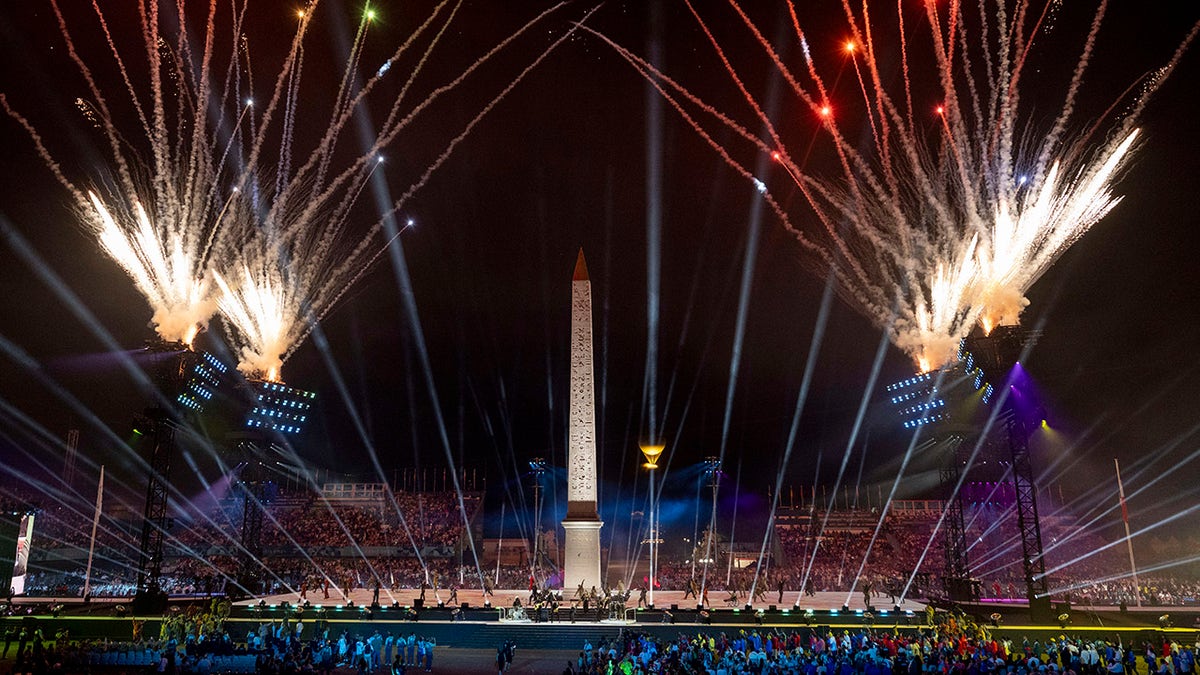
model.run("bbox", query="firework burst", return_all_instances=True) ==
[0,0,258,346]
[85,191,216,347]
[6,0,590,380]
[589,1,1197,370]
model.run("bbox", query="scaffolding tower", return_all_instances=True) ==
[133,344,225,613]
[964,326,1051,621]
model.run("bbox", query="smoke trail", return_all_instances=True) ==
[6,1,590,381]
[800,328,890,595]
[749,277,833,602]
[592,1,1197,370]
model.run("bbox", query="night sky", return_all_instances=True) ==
[0,1,1198,539]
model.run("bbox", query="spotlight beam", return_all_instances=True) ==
[1042,426,1200,560]
[1037,485,1200,580]
[799,320,888,596]
[642,0,664,446]
[0,219,170,409]
[380,212,486,595]
[309,324,428,570]
[749,276,833,604]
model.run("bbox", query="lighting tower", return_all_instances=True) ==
[529,457,547,582]
[936,432,972,598]
[886,357,994,601]
[962,325,1049,620]
[701,456,722,543]
[696,456,721,603]
[134,341,226,613]
[639,443,665,608]
[230,378,317,596]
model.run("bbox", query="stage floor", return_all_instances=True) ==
[234,587,927,613]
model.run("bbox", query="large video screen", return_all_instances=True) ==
[9,514,34,595]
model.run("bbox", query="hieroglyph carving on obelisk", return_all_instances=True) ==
[561,249,603,592]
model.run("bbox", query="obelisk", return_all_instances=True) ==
[562,249,603,592]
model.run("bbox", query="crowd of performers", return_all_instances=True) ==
[501,580,651,623]
[490,573,903,625]
[2,608,443,674]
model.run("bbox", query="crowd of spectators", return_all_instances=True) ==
[774,526,910,597]
[17,487,482,598]
[2,483,479,556]
[0,623,98,674]
[10,480,1198,607]
[21,557,484,599]
[562,619,1199,675]
[769,509,1199,606]
[170,491,480,554]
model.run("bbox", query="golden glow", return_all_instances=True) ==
[84,191,215,345]
[917,356,931,374]
[639,443,665,470]
[297,10,306,18]
[633,0,1150,376]
[212,266,292,382]
[976,130,1140,334]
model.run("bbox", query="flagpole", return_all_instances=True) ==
[83,465,104,599]
[495,501,505,587]
[1114,458,1141,607]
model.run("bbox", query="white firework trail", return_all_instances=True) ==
[589,0,1197,371]
[5,0,587,381]
[211,1,587,381]
[2,0,305,347]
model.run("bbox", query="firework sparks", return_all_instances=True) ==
[208,2,589,381]
[6,0,587,380]
[590,1,1196,370]
[975,129,1140,333]
[212,262,291,384]
[86,192,215,347]
[1,0,291,347]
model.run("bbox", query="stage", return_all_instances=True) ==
[232,588,929,614]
